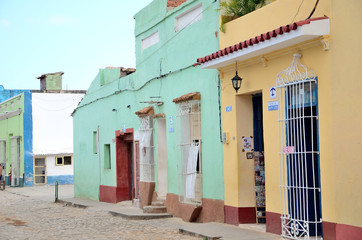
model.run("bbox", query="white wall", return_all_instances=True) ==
[46,155,73,176]
[32,93,84,155]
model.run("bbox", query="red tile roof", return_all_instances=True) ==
[167,0,188,8]
[135,106,154,117]
[153,113,165,118]
[197,17,328,64]
[173,92,200,103]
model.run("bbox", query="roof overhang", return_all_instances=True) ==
[200,18,330,69]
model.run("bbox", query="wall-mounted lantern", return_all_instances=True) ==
[231,62,242,93]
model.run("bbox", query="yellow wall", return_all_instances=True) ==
[236,95,255,207]
[218,0,362,228]
[327,0,362,228]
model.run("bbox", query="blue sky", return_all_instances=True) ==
[0,0,153,90]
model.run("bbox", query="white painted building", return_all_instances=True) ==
[32,93,84,185]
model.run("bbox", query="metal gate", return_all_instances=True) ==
[277,54,322,239]
[176,100,202,203]
[10,136,21,187]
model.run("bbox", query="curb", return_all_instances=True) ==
[56,200,88,209]
[109,211,173,220]
[56,199,173,221]
[178,228,222,240]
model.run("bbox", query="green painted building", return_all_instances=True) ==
[73,0,224,222]
[0,92,33,187]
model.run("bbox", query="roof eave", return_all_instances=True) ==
[201,18,330,69]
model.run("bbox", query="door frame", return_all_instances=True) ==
[115,128,134,202]
[156,118,168,199]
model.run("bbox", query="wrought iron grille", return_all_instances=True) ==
[277,54,322,239]
[139,116,154,182]
[176,100,202,204]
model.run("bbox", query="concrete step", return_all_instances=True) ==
[143,205,167,214]
[151,201,165,206]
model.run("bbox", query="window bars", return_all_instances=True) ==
[139,116,154,182]
[277,54,322,239]
[176,100,202,203]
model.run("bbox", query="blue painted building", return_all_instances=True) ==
[0,73,85,186]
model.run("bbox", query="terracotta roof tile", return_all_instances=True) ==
[173,92,200,103]
[197,17,329,64]
[135,106,154,117]
[153,113,165,118]
[167,0,188,8]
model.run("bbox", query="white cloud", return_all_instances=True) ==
[0,20,10,27]
[49,16,78,25]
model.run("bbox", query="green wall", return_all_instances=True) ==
[0,93,25,184]
[73,0,224,201]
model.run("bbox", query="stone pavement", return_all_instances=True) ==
[2,185,283,240]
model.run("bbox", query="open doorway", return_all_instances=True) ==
[34,157,46,184]
[115,129,134,202]
[252,94,266,224]
[156,118,168,199]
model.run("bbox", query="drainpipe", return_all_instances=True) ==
[98,125,101,200]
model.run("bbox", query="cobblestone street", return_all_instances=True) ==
[0,189,199,240]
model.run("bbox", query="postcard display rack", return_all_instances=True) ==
[254,151,266,223]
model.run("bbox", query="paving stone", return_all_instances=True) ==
[0,190,199,240]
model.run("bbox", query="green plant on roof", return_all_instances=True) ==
[220,0,267,32]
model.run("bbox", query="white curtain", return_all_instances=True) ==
[140,130,153,182]
[185,142,199,199]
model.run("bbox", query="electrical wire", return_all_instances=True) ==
[74,1,219,114]
[217,74,223,143]
[306,0,320,20]
[291,0,305,24]
[73,64,194,114]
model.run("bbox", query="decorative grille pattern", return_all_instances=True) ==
[176,100,202,204]
[139,116,154,182]
[277,54,322,239]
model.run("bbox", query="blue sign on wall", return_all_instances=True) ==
[268,101,279,111]
[226,106,232,112]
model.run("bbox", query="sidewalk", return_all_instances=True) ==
[5,185,282,240]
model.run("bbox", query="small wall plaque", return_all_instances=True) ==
[246,152,254,159]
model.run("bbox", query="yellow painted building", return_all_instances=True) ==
[197,0,362,239]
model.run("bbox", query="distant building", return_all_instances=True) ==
[0,72,85,186]
[73,0,224,223]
